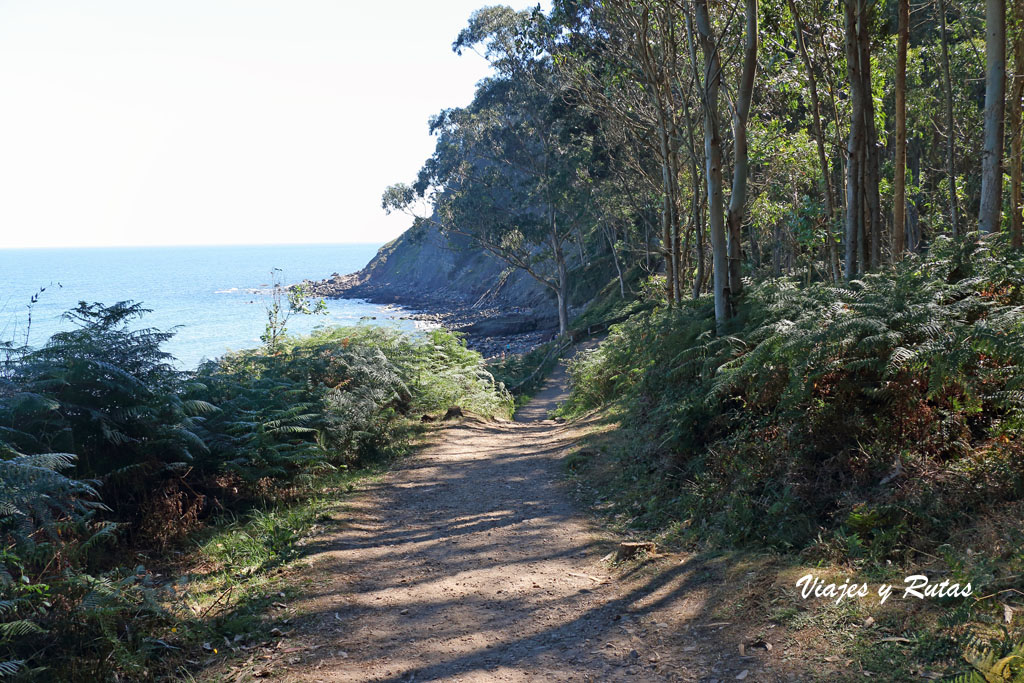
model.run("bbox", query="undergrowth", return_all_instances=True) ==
[562,234,1024,558]
[561,234,1024,678]
[488,341,559,402]
[0,306,510,680]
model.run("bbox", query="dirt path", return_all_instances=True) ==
[254,355,781,682]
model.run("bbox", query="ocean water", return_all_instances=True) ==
[0,243,420,368]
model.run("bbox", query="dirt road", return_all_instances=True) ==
[260,357,780,682]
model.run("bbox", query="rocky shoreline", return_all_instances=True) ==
[295,272,559,359]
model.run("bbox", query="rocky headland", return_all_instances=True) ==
[296,223,568,358]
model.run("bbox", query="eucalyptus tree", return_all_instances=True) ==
[724,0,759,297]
[893,0,910,260]
[1010,1,1023,248]
[937,0,960,236]
[843,0,882,277]
[690,0,758,329]
[788,0,842,279]
[385,6,593,335]
[978,0,1005,234]
[690,0,729,327]
[384,0,1013,336]
[586,134,657,298]
[554,0,700,305]
[615,0,689,304]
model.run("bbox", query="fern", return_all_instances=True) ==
[564,235,1024,555]
[0,302,513,677]
[0,660,25,677]
[954,636,1024,683]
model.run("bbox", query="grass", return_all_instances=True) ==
[556,246,1024,680]
[155,456,396,679]
[129,419,427,679]
[563,413,1023,682]
[488,341,560,403]
[1,312,514,680]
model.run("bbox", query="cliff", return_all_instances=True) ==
[362,223,551,308]
[303,221,563,336]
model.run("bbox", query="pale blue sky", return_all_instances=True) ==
[0,1,541,248]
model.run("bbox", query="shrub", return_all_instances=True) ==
[564,234,1024,557]
[0,302,510,679]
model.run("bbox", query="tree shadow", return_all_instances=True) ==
[232,414,793,681]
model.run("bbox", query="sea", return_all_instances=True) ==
[0,243,422,368]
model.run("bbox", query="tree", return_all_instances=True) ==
[843,0,881,277]
[687,0,759,329]
[725,0,759,297]
[385,7,593,335]
[978,0,1006,234]
[938,0,960,237]
[789,0,841,279]
[1010,0,1024,248]
[693,0,731,330]
[388,0,1013,329]
[261,269,326,351]
[893,0,910,259]
[567,0,694,305]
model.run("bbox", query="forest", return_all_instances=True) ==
[387,0,1023,328]
[2,0,1023,679]
[383,0,1024,678]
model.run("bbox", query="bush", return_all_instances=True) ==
[0,303,510,679]
[192,326,510,489]
[488,341,559,399]
[564,234,1024,558]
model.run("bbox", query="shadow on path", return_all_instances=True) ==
[257,343,782,682]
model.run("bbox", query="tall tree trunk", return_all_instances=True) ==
[861,17,882,269]
[655,111,676,303]
[893,0,910,260]
[807,0,849,239]
[938,0,960,237]
[551,211,569,336]
[682,23,707,299]
[979,0,1006,234]
[908,136,923,250]
[672,208,682,303]
[661,188,674,302]
[683,94,706,299]
[670,147,683,304]
[846,145,863,278]
[681,214,693,296]
[748,221,761,268]
[605,222,627,297]
[725,0,759,298]
[772,222,783,276]
[638,6,680,305]
[700,179,711,292]
[859,166,869,268]
[844,0,865,278]
[844,0,879,275]
[790,0,840,278]
[643,214,652,272]
[693,179,706,299]
[555,285,568,336]
[694,0,730,331]
[1011,0,1024,248]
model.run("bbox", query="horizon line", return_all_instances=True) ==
[0,240,390,251]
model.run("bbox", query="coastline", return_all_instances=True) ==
[295,272,558,359]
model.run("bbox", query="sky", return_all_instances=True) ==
[0,1,543,249]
